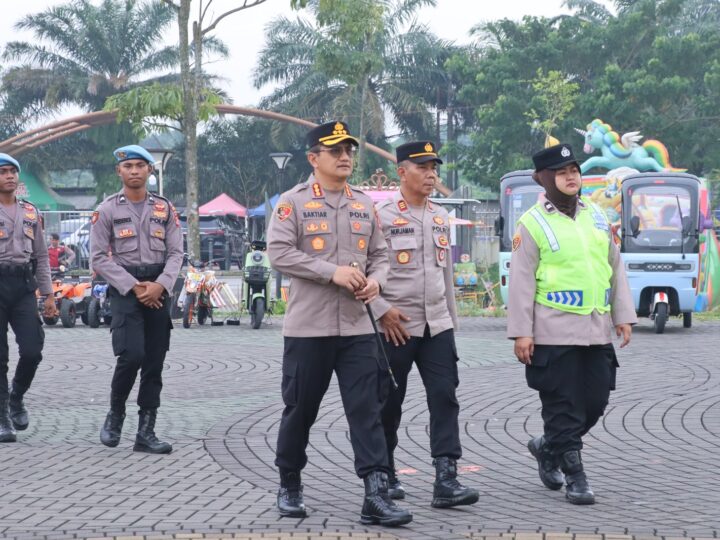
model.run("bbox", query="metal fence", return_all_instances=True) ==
[41,211,95,269]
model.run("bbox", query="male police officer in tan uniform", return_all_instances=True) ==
[267,121,412,527]
[0,153,56,442]
[372,141,478,508]
[90,145,183,454]
[507,143,636,504]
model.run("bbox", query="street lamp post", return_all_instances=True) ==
[146,147,175,197]
[269,152,293,301]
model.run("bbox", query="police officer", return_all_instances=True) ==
[372,141,479,508]
[268,121,412,526]
[0,153,56,442]
[507,143,637,504]
[90,145,183,454]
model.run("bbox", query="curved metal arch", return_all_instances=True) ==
[0,105,451,195]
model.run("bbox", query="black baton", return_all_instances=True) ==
[351,263,399,390]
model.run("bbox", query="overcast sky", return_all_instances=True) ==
[0,0,613,116]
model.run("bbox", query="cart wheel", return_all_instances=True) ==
[88,297,101,328]
[60,299,77,328]
[654,303,668,334]
[683,311,692,328]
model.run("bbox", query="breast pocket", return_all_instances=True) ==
[350,220,372,254]
[301,220,332,255]
[113,226,138,254]
[390,235,418,269]
[149,225,167,252]
[432,233,450,267]
[22,226,35,253]
[0,227,10,253]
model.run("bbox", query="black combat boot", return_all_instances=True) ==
[560,450,595,505]
[0,396,17,443]
[360,471,413,526]
[431,457,480,508]
[133,409,172,454]
[277,469,307,518]
[8,383,29,431]
[100,399,126,448]
[527,435,564,490]
[387,469,406,500]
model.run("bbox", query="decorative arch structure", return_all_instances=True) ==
[0,105,451,196]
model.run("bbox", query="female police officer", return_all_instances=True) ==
[507,143,636,505]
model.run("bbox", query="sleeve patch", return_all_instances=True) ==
[512,233,521,252]
[276,202,293,221]
[91,211,100,225]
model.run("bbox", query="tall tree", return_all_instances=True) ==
[254,0,445,178]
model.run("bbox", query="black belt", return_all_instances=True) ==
[122,264,165,279]
[0,263,32,277]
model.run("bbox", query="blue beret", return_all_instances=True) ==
[0,153,20,172]
[113,145,155,164]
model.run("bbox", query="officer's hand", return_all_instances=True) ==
[615,324,632,348]
[43,296,58,318]
[514,337,534,365]
[354,278,380,303]
[332,266,367,293]
[380,307,411,346]
[134,282,164,309]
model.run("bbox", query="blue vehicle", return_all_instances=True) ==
[620,172,705,333]
[495,170,543,305]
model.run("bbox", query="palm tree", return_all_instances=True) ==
[253,0,448,177]
[1,0,178,117]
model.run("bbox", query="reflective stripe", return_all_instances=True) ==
[529,208,560,252]
[589,203,609,231]
[547,290,584,307]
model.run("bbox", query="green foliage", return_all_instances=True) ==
[525,69,579,142]
[104,83,222,136]
[449,0,720,187]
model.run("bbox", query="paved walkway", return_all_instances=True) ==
[1,314,719,539]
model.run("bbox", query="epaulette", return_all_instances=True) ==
[17,198,38,211]
[375,198,394,211]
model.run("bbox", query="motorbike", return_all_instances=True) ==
[180,261,218,328]
[87,280,112,328]
[39,266,92,327]
[243,240,271,329]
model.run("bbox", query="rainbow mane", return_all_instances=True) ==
[588,119,632,158]
[642,139,686,172]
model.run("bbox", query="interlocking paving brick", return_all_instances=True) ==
[1,317,719,539]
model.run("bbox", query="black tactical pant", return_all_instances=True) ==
[107,286,172,410]
[275,334,390,478]
[526,344,618,455]
[0,272,44,397]
[381,327,461,463]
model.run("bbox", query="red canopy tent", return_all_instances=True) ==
[198,193,247,217]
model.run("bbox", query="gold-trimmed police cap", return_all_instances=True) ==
[532,144,579,172]
[306,121,359,149]
[396,141,443,164]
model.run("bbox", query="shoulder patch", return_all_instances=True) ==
[91,211,100,225]
[512,232,521,252]
[276,202,293,221]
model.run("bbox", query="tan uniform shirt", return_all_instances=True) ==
[0,199,52,295]
[507,199,637,345]
[371,191,458,337]
[267,176,389,337]
[89,190,184,296]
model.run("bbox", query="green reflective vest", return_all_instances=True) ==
[517,198,612,315]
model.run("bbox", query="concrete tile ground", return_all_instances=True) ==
[1,314,718,539]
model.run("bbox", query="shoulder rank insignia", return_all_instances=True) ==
[344,184,354,199]
[397,200,408,213]
[312,183,324,198]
